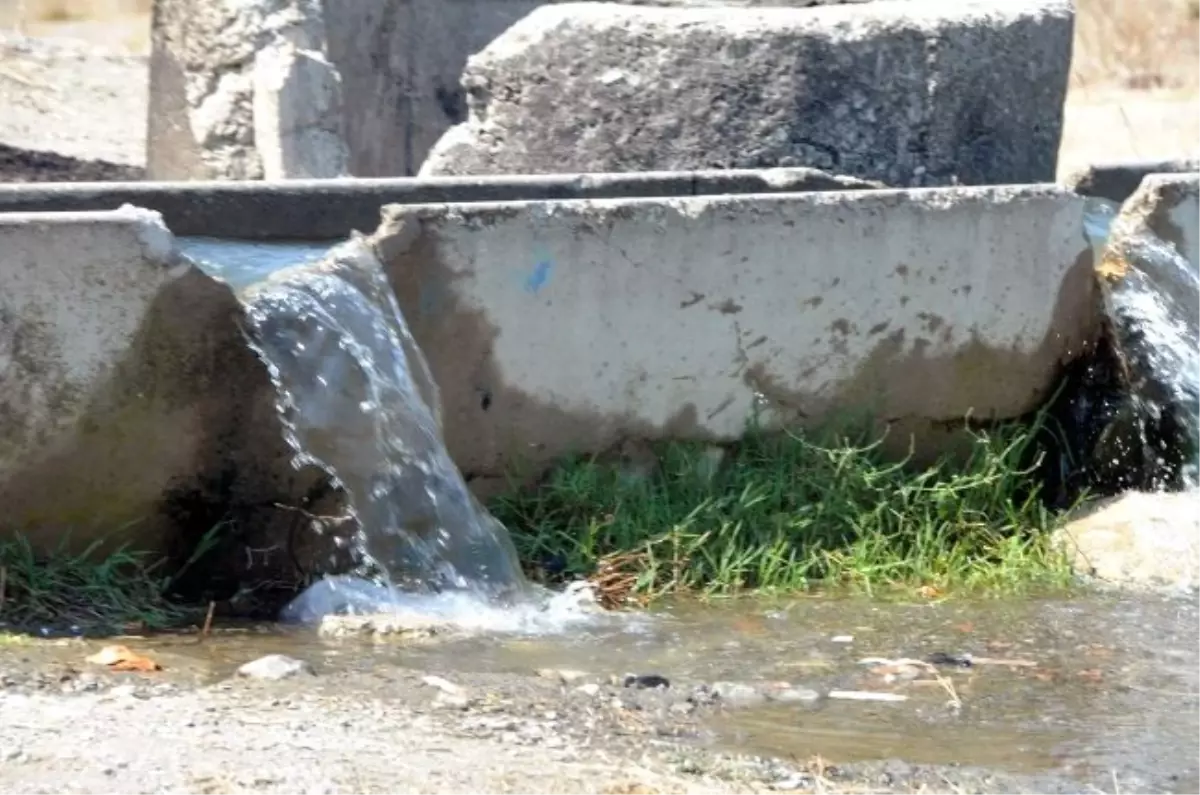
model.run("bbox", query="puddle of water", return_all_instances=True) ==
[28,592,1196,789]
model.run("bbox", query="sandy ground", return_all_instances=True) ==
[0,32,146,167]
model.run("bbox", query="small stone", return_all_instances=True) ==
[537,668,588,684]
[622,673,670,690]
[766,685,821,704]
[237,655,314,681]
[421,675,463,696]
[108,684,138,699]
[831,635,854,644]
[433,691,470,710]
[712,681,767,708]
[772,773,811,790]
[575,683,600,697]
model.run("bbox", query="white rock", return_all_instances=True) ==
[236,654,315,680]
[1055,490,1200,592]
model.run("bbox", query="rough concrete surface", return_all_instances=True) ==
[252,40,350,180]
[146,0,923,180]
[420,0,1073,186]
[372,184,1098,477]
[1064,158,1200,204]
[1105,171,1200,274]
[0,207,320,579]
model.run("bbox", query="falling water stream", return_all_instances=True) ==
[179,236,600,632]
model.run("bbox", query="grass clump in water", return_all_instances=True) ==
[0,535,199,634]
[492,418,1075,605]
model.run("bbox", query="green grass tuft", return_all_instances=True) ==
[0,535,201,634]
[491,418,1076,603]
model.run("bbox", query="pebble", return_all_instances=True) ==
[421,675,463,696]
[575,683,600,697]
[237,655,315,681]
[712,681,767,708]
[767,686,821,704]
[537,668,588,684]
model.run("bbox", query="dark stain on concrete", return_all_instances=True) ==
[712,298,743,315]
[680,291,705,309]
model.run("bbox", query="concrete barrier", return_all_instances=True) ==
[0,168,877,240]
[1065,160,1200,205]
[1109,173,1200,274]
[0,207,322,574]
[0,180,1105,564]
[371,184,1099,477]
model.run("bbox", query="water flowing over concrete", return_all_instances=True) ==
[181,236,537,623]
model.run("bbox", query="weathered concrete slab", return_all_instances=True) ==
[0,168,879,240]
[370,185,1098,477]
[421,0,1073,186]
[149,0,1070,181]
[252,40,351,180]
[1065,159,1200,204]
[0,207,322,579]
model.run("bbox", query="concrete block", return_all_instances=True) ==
[421,0,1073,186]
[253,41,351,180]
[0,207,315,573]
[1065,159,1200,204]
[150,0,1070,181]
[370,185,1098,477]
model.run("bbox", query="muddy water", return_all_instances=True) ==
[10,592,1198,791]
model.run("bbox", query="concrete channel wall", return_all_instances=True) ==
[0,207,309,561]
[373,184,1098,477]
[0,168,876,240]
[0,176,1106,557]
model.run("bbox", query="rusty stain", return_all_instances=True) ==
[1097,251,1130,283]
[679,291,706,309]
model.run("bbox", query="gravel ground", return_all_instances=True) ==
[0,646,1106,795]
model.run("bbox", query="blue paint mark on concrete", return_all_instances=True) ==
[525,260,553,294]
[418,282,440,316]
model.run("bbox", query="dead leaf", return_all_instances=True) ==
[85,645,162,672]
[916,584,943,599]
[986,640,1014,651]
[953,622,975,633]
